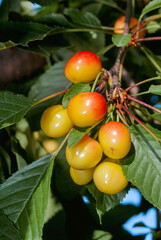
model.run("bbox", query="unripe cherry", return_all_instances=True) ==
[93,161,128,194]
[114,16,146,39]
[66,135,103,169]
[99,121,131,159]
[70,167,95,185]
[40,105,73,138]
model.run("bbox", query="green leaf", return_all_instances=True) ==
[9,133,27,170]
[67,128,87,148]
[62,82,91,109]
[151,112,161,122]
[92,230,112,240]
[0,22,52,49]
[0,93,35,129]
[86,182,129,216]
[148,85,161,95]
[0,153,55,240]
[135,85,161,96]
[97,43,115,57]
[0,209,22,240]
[112,34,131,47]
[122,124,161,210]
[29,61,70,100]
[146,21,161,34]
[64,8,101,28]
[140,0,161,19]
[54,145,81,200]
[95,0,124,13]
[0,41,17,50]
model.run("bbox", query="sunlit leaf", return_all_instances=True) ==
[122,125,161,210]
[140,0,161,19]
[112,34,131,47]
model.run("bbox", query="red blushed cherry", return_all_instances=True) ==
[67,92,107,127]
[114,16,146,39]
[65,51,102,83]
[98,121,131,159]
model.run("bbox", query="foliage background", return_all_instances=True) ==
[0,0,161,240]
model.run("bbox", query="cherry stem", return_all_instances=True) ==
[135,36,161,43]
[124,76,161,93]
[131,18,151,38]
[91,71,103,92]
[32,89,69,106]
[127,95,161,114]
[121,104,159,141]
[55,128,73,156]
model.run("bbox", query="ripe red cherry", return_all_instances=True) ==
[67,92,107,127]
[114,16,146,39]
[99,121,131,159]
[65,51,102,83]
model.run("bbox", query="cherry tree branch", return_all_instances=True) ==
[108,0,131,100]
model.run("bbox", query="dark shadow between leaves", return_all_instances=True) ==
[120,143,135,165]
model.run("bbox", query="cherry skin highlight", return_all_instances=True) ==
[65,51,102,83]
[66,135,103,169]
[67,92,107,127]
[40,105,74,138]
[114,16,146,39]
[93,161,128,194]
[98,121,131,159]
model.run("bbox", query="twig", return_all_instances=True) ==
[108,0,131,100]
[32,89,69,106]
[124,76,161,93]
[127,95,161,114]
[121,104,159,141]
[135,36,161,43]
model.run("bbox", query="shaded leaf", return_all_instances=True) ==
[146,21,161,34]
[0,93,35,129]
[122,125,161,210]
[64,8,101,28]
[0,209,22,240]
[86,182,129,216]
[29,61,70,100]
[97,43,115,57]
[0,22,52,49]
[95,0,124,13]
[136,85,161,96]
[140,0,161,19]
[54,145,81,200]
[62,83,91,109]
[67,128,87,148]
[112,34,131,47]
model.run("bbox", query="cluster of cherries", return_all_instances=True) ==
[40,16,141,194]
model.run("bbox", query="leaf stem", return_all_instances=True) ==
[127,95,161,114]
[91,71,103,92]
[141,47,161,72]
[135,36,161,43]
[121,104,159,141]
[55,128,73,157]
[124,76,161,93]
[32,89,69,106]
